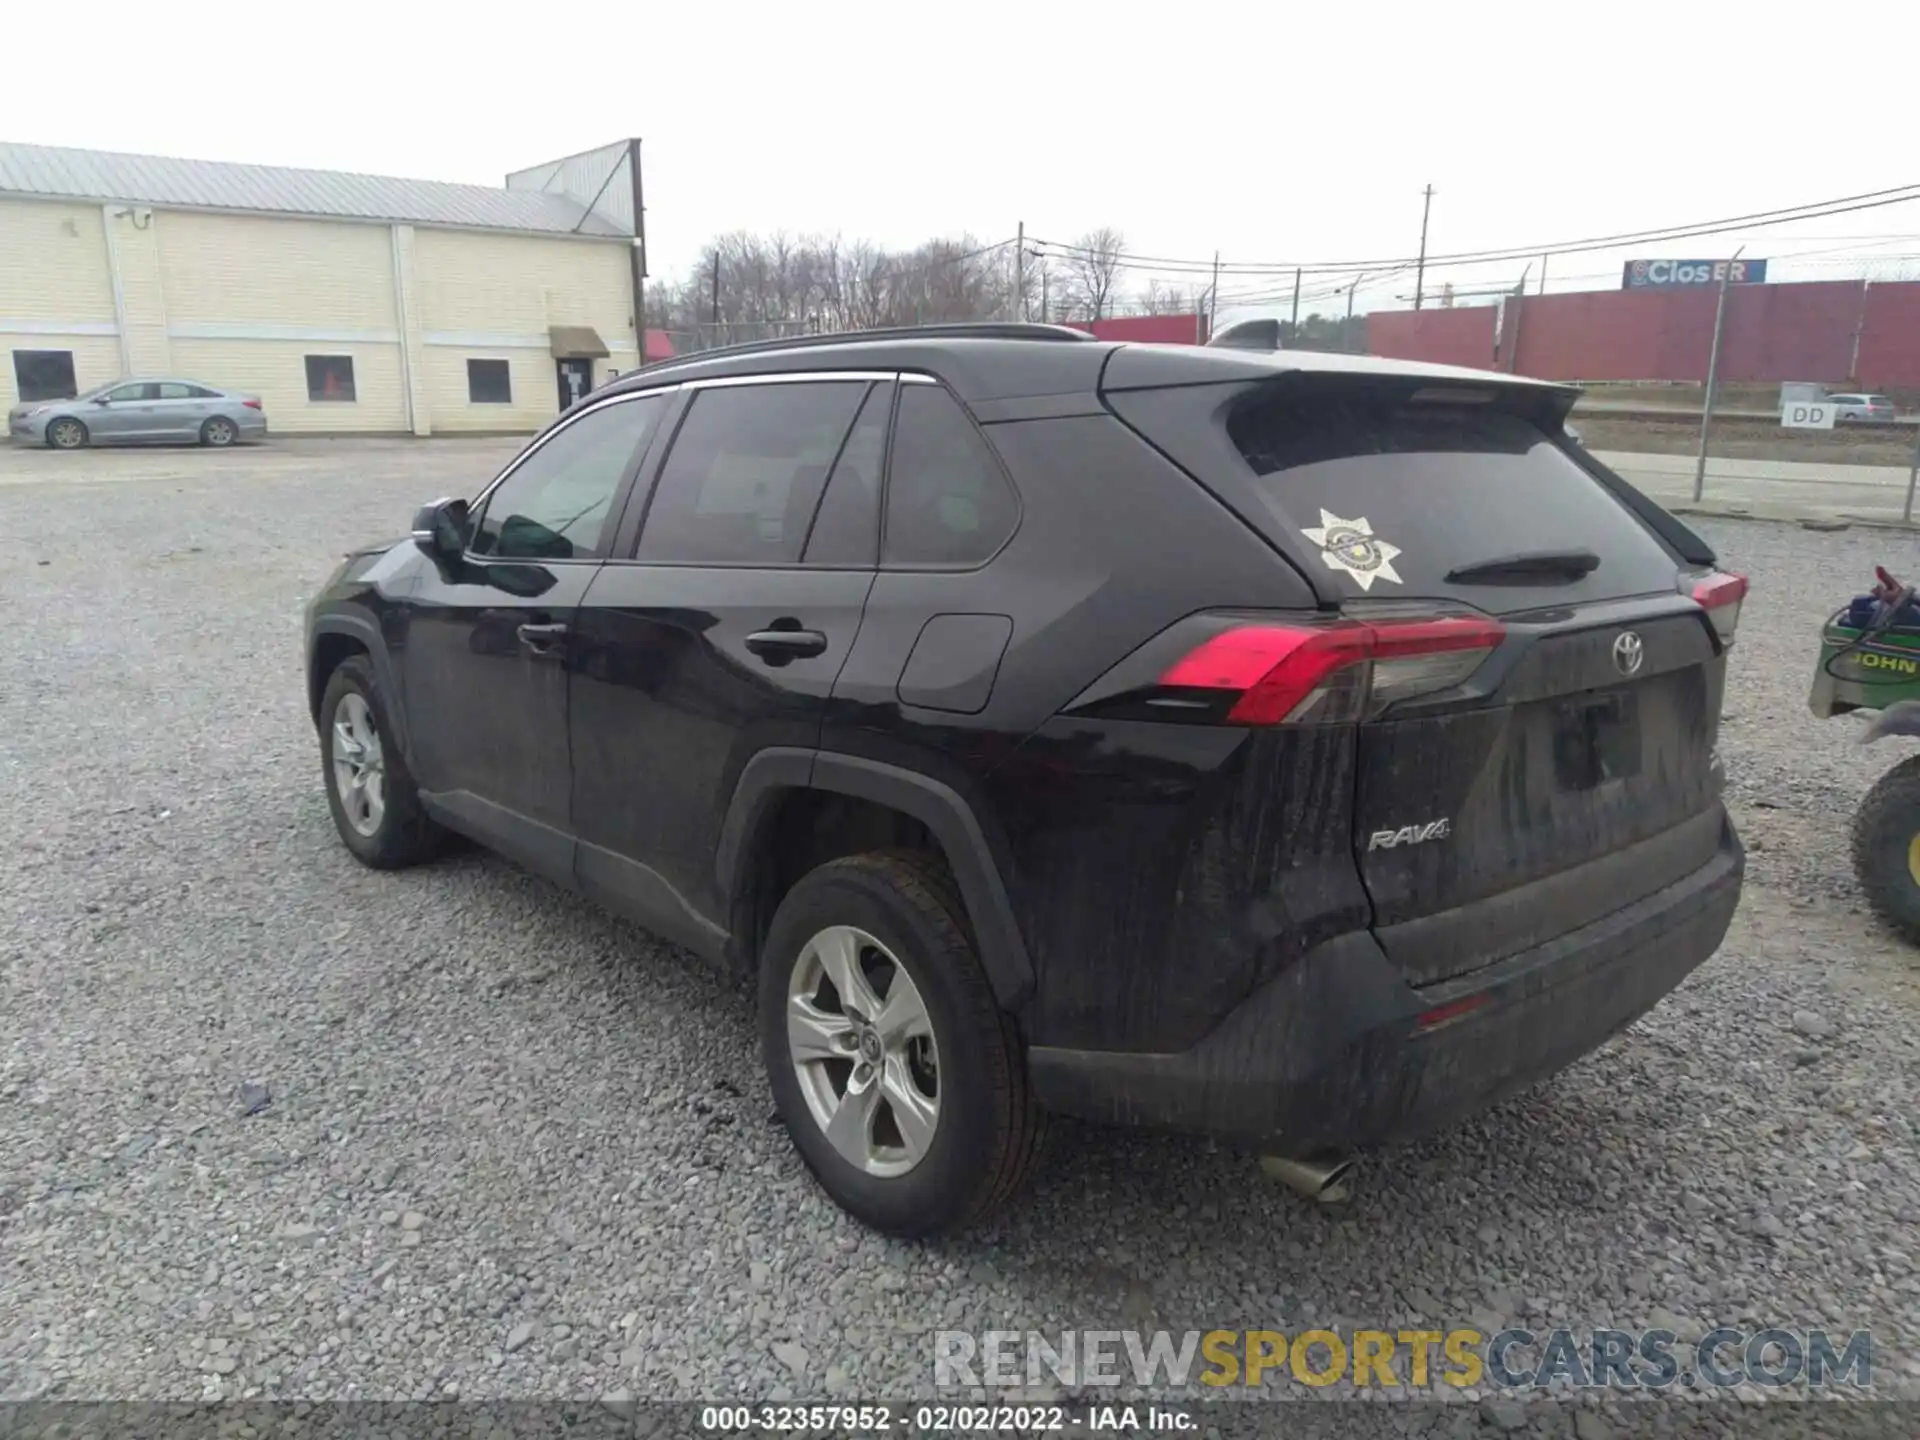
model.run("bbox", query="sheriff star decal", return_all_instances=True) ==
[1301,509,1403,591]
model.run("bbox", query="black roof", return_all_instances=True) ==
[602,322,1578,407]
[603,324,1114,405]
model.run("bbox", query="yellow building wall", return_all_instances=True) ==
[169,338,408,433]
[5,196,633,431]
[0,198,121,408]
[159,211,397,329]
[110,209,172,375]
[412,227,635,432]
[152,211,402,432]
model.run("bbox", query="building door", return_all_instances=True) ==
[556,358,594,412]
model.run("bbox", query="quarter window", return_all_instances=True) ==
[637,381,868,565]
[12,350,77,402]
[470,394,665,561]
[305,355,356,403]
[883,384,1019,567]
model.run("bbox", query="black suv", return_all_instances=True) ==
[305,324,1745,1236]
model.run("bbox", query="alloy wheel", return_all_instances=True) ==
[786,925,940,1177]
[330,693,386,836]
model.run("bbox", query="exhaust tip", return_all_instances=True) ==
[1259,1154,1355,1204]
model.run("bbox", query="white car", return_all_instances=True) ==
[1828,393,1897,424]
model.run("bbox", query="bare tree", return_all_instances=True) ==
[1060,227,1126,322]
[1137,278,1191,315]
[649,232,1027,352]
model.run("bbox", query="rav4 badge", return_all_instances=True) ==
[1302,509,1404,591]
[1368,818,1451,851]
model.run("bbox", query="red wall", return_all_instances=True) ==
[1856,283,1920,388]
[1371,280,1920,388]
[1067,314,1205,344]
[1365,307,1497,369]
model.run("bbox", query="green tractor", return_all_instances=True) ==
[1810,566,1920,942]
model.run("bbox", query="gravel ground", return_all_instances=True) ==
[2,440,1918,1430]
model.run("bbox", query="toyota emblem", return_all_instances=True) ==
[1612,631,1645,677]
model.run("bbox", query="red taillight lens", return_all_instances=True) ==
[243,398,262,409]
[1688,570,1747,645]
[1161,614,1505,725]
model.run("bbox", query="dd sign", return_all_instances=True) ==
[1782,401,1836,430]
[1623,258,1769,289]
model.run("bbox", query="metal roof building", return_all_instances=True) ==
[1,139,665,435]
[0,142,629,237]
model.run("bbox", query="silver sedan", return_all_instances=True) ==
[7,378,268,449]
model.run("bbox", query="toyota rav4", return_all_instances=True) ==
[304,323,1745,1236]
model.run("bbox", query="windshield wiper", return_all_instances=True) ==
[1444,548,1600,585]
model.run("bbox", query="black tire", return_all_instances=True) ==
[200,416,238,447]
[1851,754,1920,945]
[319,655,444,869]
[46,417,88,450]
[759,850,1045,1236]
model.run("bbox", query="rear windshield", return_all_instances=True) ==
[1226,383,1683,610]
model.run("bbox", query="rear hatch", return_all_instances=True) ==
[1104,361,1742,986]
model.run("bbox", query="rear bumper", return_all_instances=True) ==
[1027,815,1743,1152]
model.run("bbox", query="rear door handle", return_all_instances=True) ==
[745,628,829,661]
[516,621,570,655]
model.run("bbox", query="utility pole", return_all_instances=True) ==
[1040,260,1049,325]
[1014,221,1025,322]
[1414,184,1434,311]
[1289,267,1303,343]
[710,253,720,329]
[1693,247,1742,503]
[1539,252,1548,296]
[1207,251,1221,341]
[1344,272,1361,350]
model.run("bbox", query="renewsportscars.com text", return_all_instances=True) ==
[933,1327,1873,1391]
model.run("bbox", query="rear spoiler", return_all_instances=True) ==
[1196,329,1717,567]
[1208,319,1282,351]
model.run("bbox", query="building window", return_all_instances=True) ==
[13,350,78,402]
[467,359,512,405]
[305,355,356,403]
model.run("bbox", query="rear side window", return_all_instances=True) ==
[884,384,1018,567]
[803,381,892,566]
[1227,384,1682,607]
[639,381,867,565]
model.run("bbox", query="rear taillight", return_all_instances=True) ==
[243,398,262,409]
[1160,614,1505,725]
[1687,570,1747,646]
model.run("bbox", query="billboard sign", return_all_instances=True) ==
[1622,258,1768,290]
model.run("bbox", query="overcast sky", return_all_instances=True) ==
[9,3,1920,321]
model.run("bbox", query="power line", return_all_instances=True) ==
[1029,182,1920,278]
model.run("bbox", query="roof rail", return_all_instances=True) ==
[635,322,1097,375]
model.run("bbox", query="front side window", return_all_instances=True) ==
[305,355,356,403]
[883,384,1019,567]
[13,350,77,402]
[470,393,665,561]
[105,383,154,403]
[637,381,868,565]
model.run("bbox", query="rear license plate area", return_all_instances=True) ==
[1553,689,1641,790]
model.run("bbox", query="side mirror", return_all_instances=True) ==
[411,496,470,561]
[92,395,111,406]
